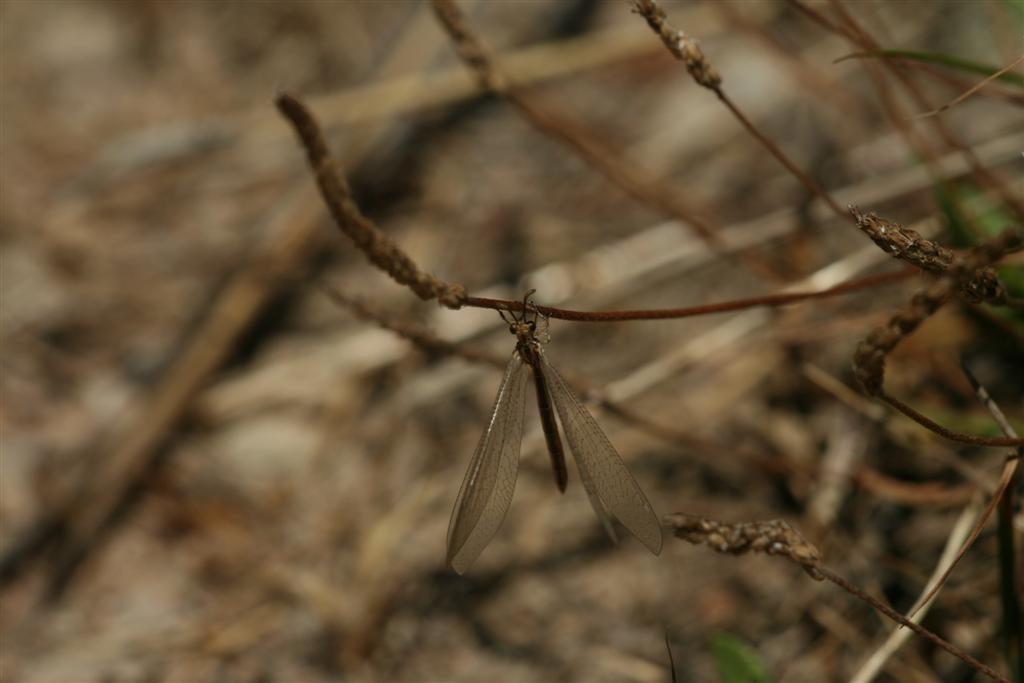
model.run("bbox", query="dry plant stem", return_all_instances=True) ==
[785,0,986,236]
[854,228,1024,447]
[103,23,670,177]
[851,207,1017,305]
[462,268,913,322]
[849,499,981,683]
[429,0,711,244]
[819,567,1009,683]
[783,0,857,41]
[283,92,1020,452]
[667,514,1009,682]
[712,2,860,114]
[851,208,953,276]
[320,287,980,509]
[852,468,975,508]
[874,62,1024,111]
[278,90,911,321]
[911,55,1024,120]
[832,54,1024,110]
[834,1,1024,214]
[275,94,465,308]
[318,281,821,499]
[318,282,503,368]
[318,282,778,474]
[429,0,785,283]
[961,363,1022,680]
[825,0,1024,220]
[631,0,847,220]
[998,466,1023,682]
[326,284,983,516]
[665,514,824,578]
[803,364,998,503]
[883,395,1023,448]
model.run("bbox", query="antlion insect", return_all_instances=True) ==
[446,290,663,573]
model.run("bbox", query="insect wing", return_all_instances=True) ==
[541,355,663,555]
[447,352,529,573]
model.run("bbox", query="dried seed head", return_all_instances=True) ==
[849,206,1019,306]
[633,0,722,89]
[850,207,954,275]
[665,513,823,579]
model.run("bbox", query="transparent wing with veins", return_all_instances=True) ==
[446,352,529,574]
[541,353,663,555]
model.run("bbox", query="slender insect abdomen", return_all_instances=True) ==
[530,361,568,493]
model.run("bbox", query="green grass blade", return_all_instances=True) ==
[843,49,1024,88]
[712,634,774,683]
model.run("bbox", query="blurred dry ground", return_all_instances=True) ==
[1,1,1023,682]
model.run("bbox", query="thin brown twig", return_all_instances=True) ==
[850,207,1018,305]
[964,365,1024,680]
[429,0,787,283]
[275,93,466,308]
[848,491,982,683]
[817,566,1008,683]
[830,53,1024,110]
[962,363,1024,454]
[881,394,1023,448]
[631,0,847,220]
[716,89,843,217]
[853,227,1024,447]
[901,364,1022,632]
[318,282,807,491]
[666,513,824,578]
[784,0,991,243]
[320,281,783,467]
[712,1,861,114]
[852,468,975,508]
[909,55,1024,120]
[902,444,1018,620]
[823,0,1024,220]
[319,284,991,511]
[851,208,955,276]
[598,399,808,482]
[321,282,995,513]
[462,268,915,322]
[667,513,1009,682]
[278,91,913,321]
[318,281,504,368]
[783,0,857,41]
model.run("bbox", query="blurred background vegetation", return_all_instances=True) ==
[1,1,1022,681]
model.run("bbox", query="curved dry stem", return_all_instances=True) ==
[430,0,785,283]
[462,269,913,322]
[280,90,912,323]
[276,93,466,307]
[817,567,1008,682]
[882,394,1024,448]
[819,0,1024,221]
[668,513,1009,682]
[631,0,847,219]
[853,227,1023,447]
